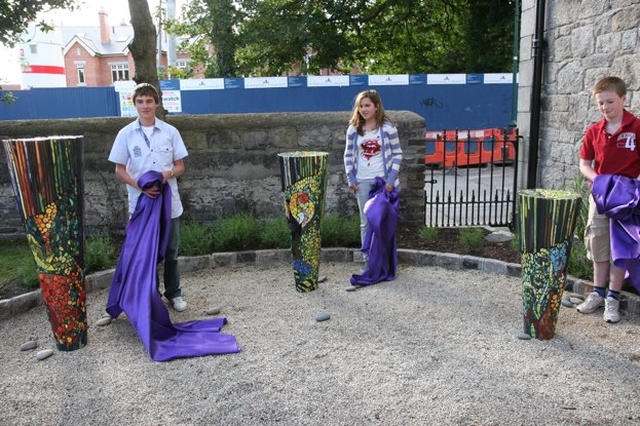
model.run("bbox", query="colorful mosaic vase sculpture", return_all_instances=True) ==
[518,189,582,340]
[278,151,329,292]
[3,136,87,351]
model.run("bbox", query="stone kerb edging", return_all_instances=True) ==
[1,248,638,320]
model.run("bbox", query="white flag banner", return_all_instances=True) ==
[307,75,350,87]
[180,78,225,90]
[244,76,288,89]
[483,73,514,84]
[427,74,467,85]
[367,74,409,86]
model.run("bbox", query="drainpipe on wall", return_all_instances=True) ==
[510,0,520,128]
[526,0,546,189]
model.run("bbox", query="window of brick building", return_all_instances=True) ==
[111,63,130,82]
[75,61,86,86]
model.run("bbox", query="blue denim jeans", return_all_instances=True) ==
[159,217,181,300]
[355,179,375,262]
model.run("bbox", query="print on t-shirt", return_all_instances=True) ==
[360,135,381,161]
[617,132,637,151]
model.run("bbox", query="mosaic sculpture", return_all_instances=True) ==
[518,189,581,340]
[3,136,87,351]
[278,151,329,292]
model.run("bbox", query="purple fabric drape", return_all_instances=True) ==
[592,174,640,292]
[350,176,400,285]
[106,171,240,361]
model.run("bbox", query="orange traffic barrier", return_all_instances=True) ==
[425,127,516,168]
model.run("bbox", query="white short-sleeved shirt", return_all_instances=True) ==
[108,118,188,218]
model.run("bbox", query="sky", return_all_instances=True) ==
[0,0,177,84]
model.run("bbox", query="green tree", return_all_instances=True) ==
[347,0,468,74]
[167,0,516,77]
[128,0,166,117]
[235,0,356,76]
[166,0,241,77]
[0,0,77,46]
[461,0,516,73]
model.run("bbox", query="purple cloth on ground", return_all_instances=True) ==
[350,176,400,285]
[106,171,240,361]
[592,174,640,292]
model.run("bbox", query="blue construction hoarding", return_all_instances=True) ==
[0,73,516,131]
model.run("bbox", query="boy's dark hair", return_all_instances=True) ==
[593,76,627,97]
[132,83,160,103]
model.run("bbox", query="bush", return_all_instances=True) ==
[180,221,216,256]
[418,226,439,244]
[567,175,593,281]
[259,216,290,249]
[321,215,361,247]
[510,232,521,254]
[15,252,39,290]
[0,213,370,294]
[0,239,38,290]
[459,228,484,253]
[85,235,118,274]
[212,213,261,251]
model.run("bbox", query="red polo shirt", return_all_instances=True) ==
[580,110,640,178]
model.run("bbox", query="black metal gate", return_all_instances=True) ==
[424,128,519,228]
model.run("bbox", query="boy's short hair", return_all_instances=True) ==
[593,76,627,97]
[132,83,160,103]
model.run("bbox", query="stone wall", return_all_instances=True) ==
[0,111,426,237]
[518,0,640,189]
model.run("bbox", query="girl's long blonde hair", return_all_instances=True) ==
[349,89,393,136]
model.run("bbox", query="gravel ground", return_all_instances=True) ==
[2,261,640,426]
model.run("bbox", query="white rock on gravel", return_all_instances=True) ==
[35,349,53,360]
[96,316,113,326]
[314,312,330,322]
[19,340,37,351]
[205,307,222,316]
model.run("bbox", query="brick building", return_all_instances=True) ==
[61,10,193,87]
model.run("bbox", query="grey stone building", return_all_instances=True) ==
[518,0,640,190]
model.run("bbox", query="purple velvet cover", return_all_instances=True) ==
[350,176,400,285]
[592,174,640,292]
[106,171,240,361]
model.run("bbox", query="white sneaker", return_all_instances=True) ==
[603,297,621,323]
[576,291,604,314]
[170,296,187,312]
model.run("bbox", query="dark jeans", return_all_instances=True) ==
[159,217,181,300]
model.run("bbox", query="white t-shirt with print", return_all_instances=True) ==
[356,128,385,180]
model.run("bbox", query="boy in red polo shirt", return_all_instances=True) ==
[578,76,640,323]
